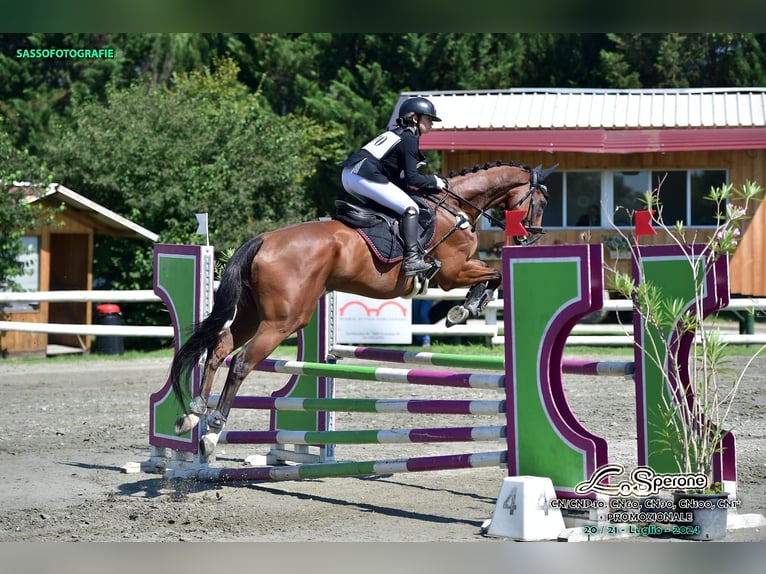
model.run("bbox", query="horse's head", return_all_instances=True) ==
[444,161,555,245]
[513,163,556,245]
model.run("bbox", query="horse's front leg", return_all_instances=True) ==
[174,328,233,435]
[446,277,502,326]
[438,260,501,327]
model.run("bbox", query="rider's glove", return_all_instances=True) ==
[435,176,447,190]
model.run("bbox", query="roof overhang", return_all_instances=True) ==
[33,183,159,242]
[420,127,766,154]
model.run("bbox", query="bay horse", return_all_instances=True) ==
[170,160,554,457]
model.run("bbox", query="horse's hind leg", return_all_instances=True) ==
[174,328,235,435]
[198,322,293,458]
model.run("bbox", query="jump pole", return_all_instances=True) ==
[191,451,507,482]
[226,395,505,415]
[227,354,505,388]
[329,344,635,377]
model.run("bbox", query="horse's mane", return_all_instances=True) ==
[447,160,531,178]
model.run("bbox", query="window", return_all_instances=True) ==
[541,171,602,228]
[612,171,651,226]
[2,236,40,312]
[653,171,687,226]
[15,236,40,292]
[622,170,726,228]
[541,171,563,227]
[690,170,727,226]
[539,169,727,229]
[567,172,602,227]
[478,168,727,230]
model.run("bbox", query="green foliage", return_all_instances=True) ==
[44,57,343,260]
[0,186,38,291]
[599,33,766,88]
[0,33,132,152]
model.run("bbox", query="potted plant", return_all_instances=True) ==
[609,180,765,540]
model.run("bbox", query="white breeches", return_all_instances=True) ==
[341,167,418,215]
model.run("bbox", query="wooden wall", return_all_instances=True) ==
[1,210,94,357]
[1,230,49,356]
[442,148,766,296]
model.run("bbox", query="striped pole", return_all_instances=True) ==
[228,396,505,416]
[561,359,634,376]
[330,344,505,370]
[329,344,633,377]
[219,425,506,446]
[183,450,507,482]
[230,356,506,389]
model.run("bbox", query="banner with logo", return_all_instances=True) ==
[335,293,412,344]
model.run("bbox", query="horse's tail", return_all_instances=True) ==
[169,236,264,411]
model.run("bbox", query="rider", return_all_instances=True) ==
[340,96,447,277]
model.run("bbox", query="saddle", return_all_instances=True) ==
[333,196,436,264]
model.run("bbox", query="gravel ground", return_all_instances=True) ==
[0,351,764,543]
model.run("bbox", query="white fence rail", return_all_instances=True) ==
[0,289,159,304]
[2,289,766,345]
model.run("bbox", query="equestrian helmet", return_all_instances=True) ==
[398,97,442,122]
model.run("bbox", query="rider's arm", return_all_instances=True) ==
[399,131,440,193]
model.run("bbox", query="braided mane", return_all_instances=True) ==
[447,160,531,178]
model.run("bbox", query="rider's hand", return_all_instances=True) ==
[435,176,447,190]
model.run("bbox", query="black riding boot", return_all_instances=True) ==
[401,207,431,277]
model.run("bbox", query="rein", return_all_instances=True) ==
[422,164,549,246]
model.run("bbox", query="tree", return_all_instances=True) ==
[0,33,134,152]
[598,33,766,88]
[0,126,55,291]
[43,57,343,289]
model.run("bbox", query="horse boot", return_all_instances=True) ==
[401,206,431,277]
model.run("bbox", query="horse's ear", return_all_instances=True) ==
[539,163,559,182]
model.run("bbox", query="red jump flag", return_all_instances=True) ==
[505,210,528,245]
[634,210,656,242]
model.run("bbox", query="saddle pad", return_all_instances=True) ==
[333,197,436,264]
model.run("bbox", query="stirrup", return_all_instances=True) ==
[403,260,432,277]
[404,258,441,280]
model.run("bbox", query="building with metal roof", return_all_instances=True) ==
[393,88,766,297]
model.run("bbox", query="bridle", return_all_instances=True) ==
[422,165,550,248]
[509,167,551,245]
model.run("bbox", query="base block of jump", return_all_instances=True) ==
[483,476,565,541]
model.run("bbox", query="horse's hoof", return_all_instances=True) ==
[199,435,217,459]
[446,305,469,327]
[174,414,199,435]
